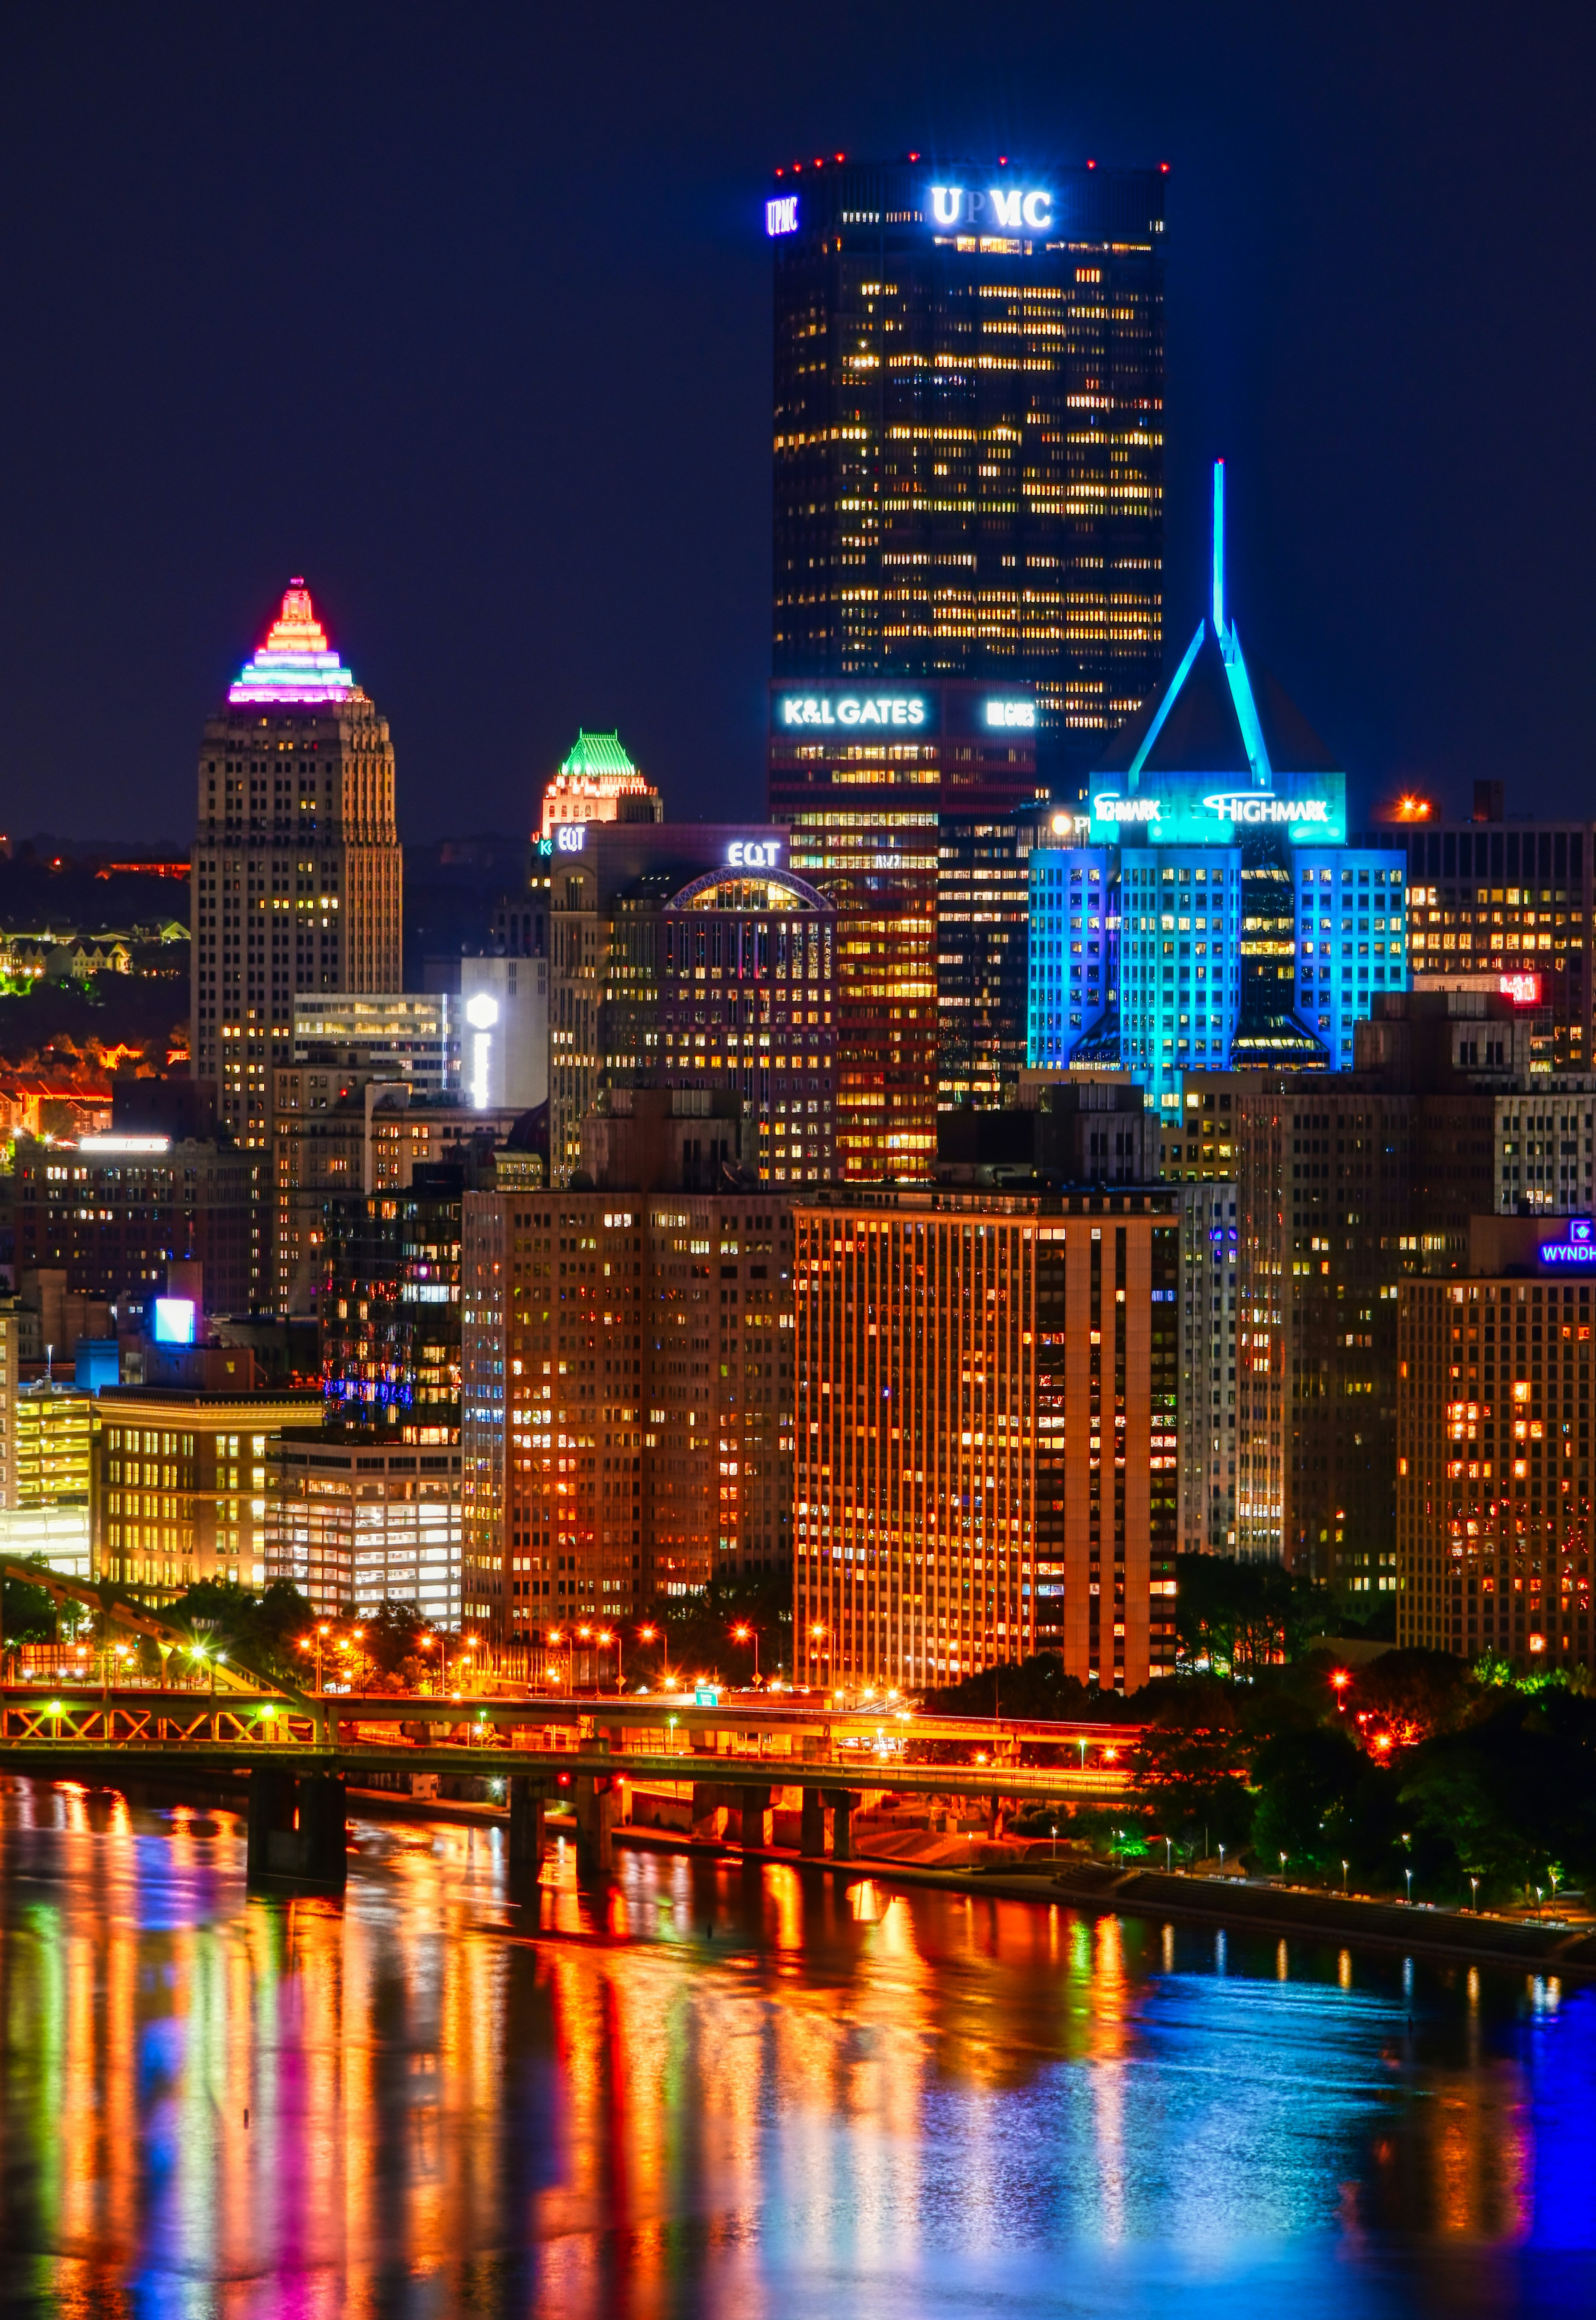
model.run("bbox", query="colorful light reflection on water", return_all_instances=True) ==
[0,1778,1592,2317]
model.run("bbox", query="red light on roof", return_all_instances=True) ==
[835,152,844,162]
[775,167,783,177]
[907,150,919,161]
[1160,161,1171,173]
[814,157,823,167]
[1087,158,1096,169]
[999,154,1007,165]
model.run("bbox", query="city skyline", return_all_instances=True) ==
[4,6,1594,843]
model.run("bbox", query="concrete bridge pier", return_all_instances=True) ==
[573,1774,617,1877]
[732,1785,771,1850]
[508,1776,547,1874]
[799,1788,826,1857]
[247,1765,348,1890]
[690,1783,726,1842]
[825,1789,860,1862]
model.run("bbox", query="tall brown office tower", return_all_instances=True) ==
[191,581,402,1146]
[768,156,1165,784]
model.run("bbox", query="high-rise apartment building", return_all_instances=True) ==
[1395,794,1593,1071]
[1176,1180,1240,1555]
[321,1165,465,1429]
[191,581,402,1142]
[937,807,1048,1106]
[793,1187,1179,1695]
[267,1429,462,1628]
[460,1161,794,1641]
[769,156,1165,782]
[1397,1216,1595,1671]
[770,678,1042,1175]
[12,1133,253,1316]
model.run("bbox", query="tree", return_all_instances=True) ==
[922,1652,1102,1722]
[1175,1555,1330,1676]
[1346,1648,1474,1750]
[1399,1686,1596,1898]
[2,1560,62,1646]
[1247,1722,1368,1873]
[1131,1678,1252,1845]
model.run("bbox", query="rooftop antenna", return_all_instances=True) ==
[1212,458,1226,640]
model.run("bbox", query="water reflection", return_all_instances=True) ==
[0,1776,1592,2316]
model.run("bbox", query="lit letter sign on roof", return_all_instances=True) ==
[1201,791,1332,828]
[728,840,781,868]
[776,693,929,729]
[984,699,1037,729]
[766,195,798,237]
[1091,792,1163,827]
[1542,1219,1596,1267]
[1501,972,1542,1006]
[928,185,1054,234]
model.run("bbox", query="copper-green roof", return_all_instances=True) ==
[557,730,640,782]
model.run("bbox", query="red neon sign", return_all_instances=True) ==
[1500,972,1541,1006]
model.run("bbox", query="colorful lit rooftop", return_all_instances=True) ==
[540,730,661,837]
[228,579,359,706]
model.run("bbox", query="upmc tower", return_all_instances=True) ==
[767,157,1166,1177]
[768,155,1166,778]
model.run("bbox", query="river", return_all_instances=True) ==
[0,1779,1591,2316]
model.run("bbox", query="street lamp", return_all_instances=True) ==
[1051,1821,1059,1862]
[597,1628,620,1692]
[1405,1867,1414,1905]
[1164,1835,1173,1873]
[1279,1851,1288,1883]
[1342,1859,1349,1894]
[1218,1842,1226,1874]
[1470,1874,1480,1912]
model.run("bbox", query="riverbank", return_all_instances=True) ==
[23,1773,1591,1981]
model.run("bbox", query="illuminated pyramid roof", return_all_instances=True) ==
[228,579,359,706]
[1094,463,1340,785]
[557,730,644,785]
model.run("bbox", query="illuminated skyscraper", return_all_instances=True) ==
[769,677,1041,1176]
[1030,466,1409,1109]
[794,1186,1180,1694]
[191,581,402,1144]
[769,156,1165,784]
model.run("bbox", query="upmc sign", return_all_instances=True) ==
[929,184,1054,232]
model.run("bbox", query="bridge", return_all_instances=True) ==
[0,1685,1139,1887]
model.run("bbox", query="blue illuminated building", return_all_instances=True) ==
[1028,463,1407,1098]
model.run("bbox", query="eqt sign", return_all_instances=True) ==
[930,184,1054,232]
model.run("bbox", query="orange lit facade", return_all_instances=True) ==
[461,1173,794,1640]
[1398,1273,1594,1670]
[794,1188,1179,1695]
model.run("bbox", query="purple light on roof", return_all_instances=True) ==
[228,579,357,705]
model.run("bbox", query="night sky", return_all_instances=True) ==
[2,2,1591,845]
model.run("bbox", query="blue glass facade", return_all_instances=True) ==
[1026,465,1409,1100]
[1026,847,1115,1065]
[1119,849,1244,1087]
[1290,849,1409,1069]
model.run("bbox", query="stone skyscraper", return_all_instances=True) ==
[191,581,402,1144]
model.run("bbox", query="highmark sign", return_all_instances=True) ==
[1088,769,1347,849]
[1541,1219,1596,1268]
